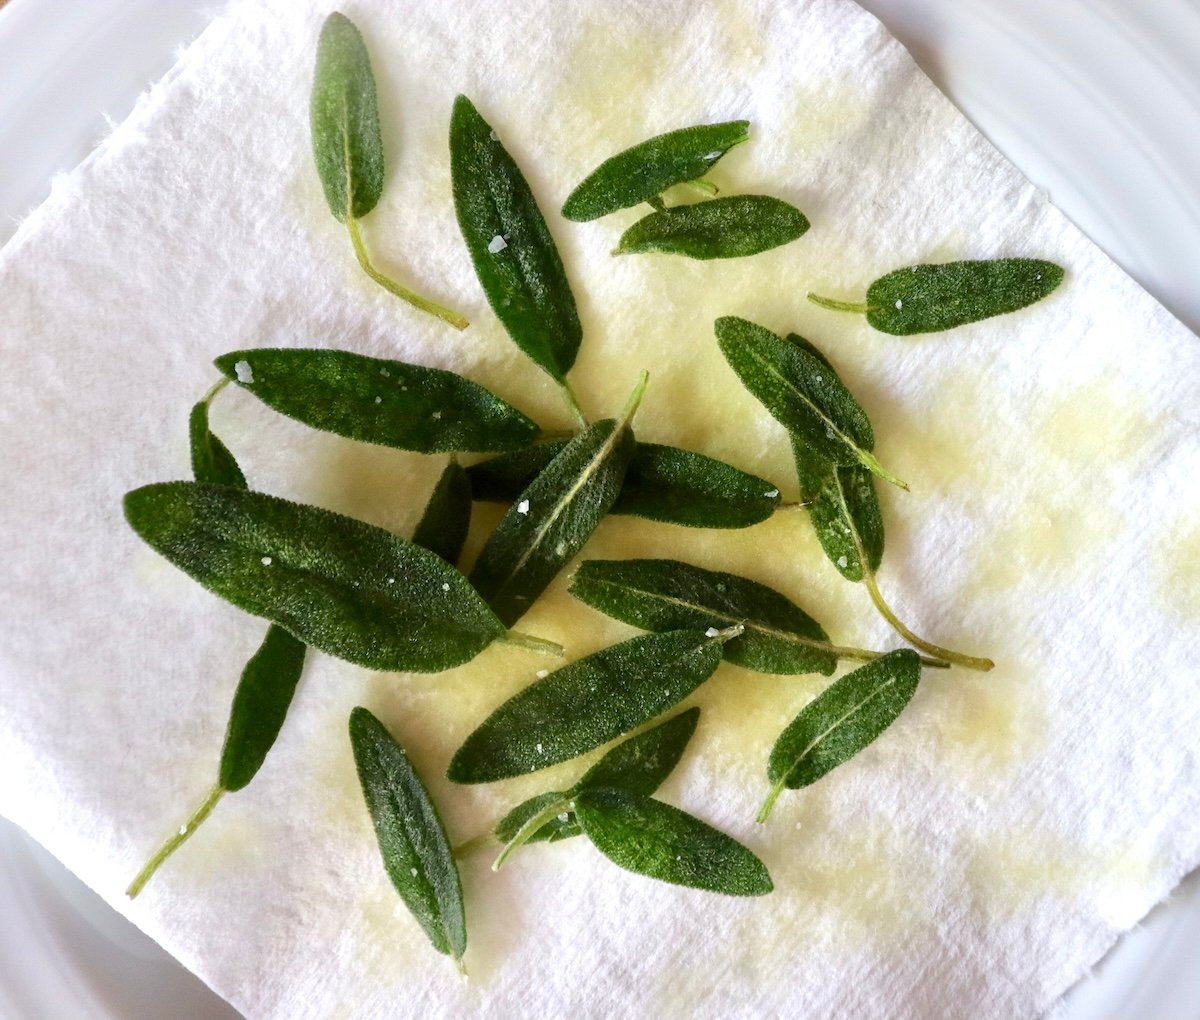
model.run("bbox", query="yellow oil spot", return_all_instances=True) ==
[1038,377,1156,467]
[1164,517,1200,622]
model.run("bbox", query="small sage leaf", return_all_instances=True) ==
[447,630,726,784]
[123,482,506,672]
[189,401,246,489]
[808,258,1065,335]
[615,196,808,260]
[562,121,750,221]
[349,707,466,961]
[450,95,582,383]
[310,12,384,222]
[575,788,773,896]
[218,624,307,792]
[716,316,905,489]
[494,791,580,846]
[759,649,920,821]
[794,452,884,582]
[570,558,837,676]
[412,462,473,566]
[214,349,539,455]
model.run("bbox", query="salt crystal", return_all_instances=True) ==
[374,396,382,404]
[764,489,779,498]
[489,129,498,141]
[178,825,188,836]
[517,499,530,514]
[894,299,904,310]
[836,555,848,568]
[536,669,549,678]
[535,743,543,754]
[557,813,569,822]
[234,359,254,384]
[410,867,418,877]
[432,411,442,420]
[487,234,508,254]
[387,577,395,584]
[703,150,721,160]
[442,582,450,591]
[704,627,720,638]
[261,556,272,566]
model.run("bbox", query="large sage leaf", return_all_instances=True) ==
[123,482,506,671]
[450,95,582,383]
[412,461,473,566]
[759,649,920,821]
[214,349,539,455]
[570,558,837,676]
[575,788,772,896]
[189,400,246,489]
[562,121,750,221]
[616,196,808,259]
[447,630,726,783]
[349,707,466,962]
[808,258,1065,335]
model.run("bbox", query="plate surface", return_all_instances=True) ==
[1,0,1198,1017]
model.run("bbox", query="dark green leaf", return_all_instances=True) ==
[447,630,725,783]
[465,440,567,502]
[616,196,808,259]
[310,12,384,222]
[468,406,637,627]
[760,649,920,820]
[214,349,539,455]
[450,95,582,383]
[570,558,837,676]
[715,316,904,488]
[218,624,306,791]
[412,462,473,566]
[809,258,1065,335]
[794,452,884,582]
[494,791,580,845]
[561,121,750,221]
[189,401,246,490]
[349,707,466,960]
[123,482,506,672]
[575,788,772,896]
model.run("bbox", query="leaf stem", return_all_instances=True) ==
[201,377,231,407]
[647,196,666,213]
[502,630,565,657]
[346,216,469,330]
[492,796,573,871]
[806,293,872,315]
[559,380,589,429]
[684,178,719,198]
[857,448,909,492]
[126,785,224,898]
[452,831,494,859]
[620,371,650,423]
[756,780,786,824]
[826,642,950,670]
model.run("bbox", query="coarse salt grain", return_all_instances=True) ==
[234,360,254,384]
[487,234,508,253]
[517,499,530,514]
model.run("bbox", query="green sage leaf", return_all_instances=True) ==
[561,121,750,221]
[123,481,506,672]
[450,95,582,383]
[189,401,246,489]
[494,790,580,845]
[716,316,905,489]
[615,196,808,260]
[412,462,473,566]
[447,630,727,784]
[575,788,772,896]
[759,649,920,821]
[218,624,307,791]
[214,349,539,455]
[349,707,466,961]
[570,558,837,676]
[795,453,884,582]
[809,258,1065,335]
[310,12,384,222]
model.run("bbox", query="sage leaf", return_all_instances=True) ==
[218,624,307,791]
[759,649,920,821]
[468,376,644,626]
[615,196,808,260]
[575,788,772,896]
[447,629,729,784]
[808,258,1065,335]
[214,349,539,454]
[349,707,467,962]
[562,121,750,221]
[310,12,383,221]
[570,558,837,676]
[123,481,506,672]
[715,316,906,489]
[189,400,246,489]
[412,462,473,566]
[451,95,582,387]
[494,791,580,846]
[793,442,884,582]
[469,441,780,529]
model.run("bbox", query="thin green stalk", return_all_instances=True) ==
[684,178,719,197]
[806,293,872,314]
[200,377,231,407]
[492,796,573,871]
[757,780,787,824]
[502,630,565,657]
[126,785,224,898]
[452,831,494,859]
[559,380,589,429]
[346,216,469,330]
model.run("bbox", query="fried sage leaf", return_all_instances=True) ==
[562,121,750,221]
[412,462,473,566]
[123,482,506,671]
[576,788,773,896]
[759,649,920,821]
[615,196,808,259]
[214,349,538,455]
[447,630,729,783]
[349,707,466,962]
[450,95,582,384]
[570,558,836,676]
[469,441,779,529]
[189,400,246,489]
[808,258,1065,335]
[793,441,884,583]
[716,316,905,489]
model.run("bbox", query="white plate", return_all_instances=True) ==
[2,1,1198,1017]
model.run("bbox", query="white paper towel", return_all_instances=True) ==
[2,0,1199,1017]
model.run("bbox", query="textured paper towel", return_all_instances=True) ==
[2,0,1199,1017]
